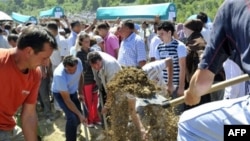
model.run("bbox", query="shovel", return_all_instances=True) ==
[80,101,90,141]
[133,74,250,108]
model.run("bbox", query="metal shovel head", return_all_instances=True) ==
[136,94,168,107]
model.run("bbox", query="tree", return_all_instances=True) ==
[100,0,108,7]
[57,0,64,4]
[87,0,99,11]
[151,0,164,4]
[92,0,99,11]
[14,0,23,6]
[81,0,87,9]
[121,0,136,3]
[37,0,45,8]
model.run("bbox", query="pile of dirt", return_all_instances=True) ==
[103,67,179,141]
[107,67,159,99]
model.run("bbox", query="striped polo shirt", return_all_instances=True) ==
[155,39,187,86]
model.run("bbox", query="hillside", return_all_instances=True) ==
[0,0,224,23]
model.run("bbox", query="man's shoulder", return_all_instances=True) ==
[101,52,117,62]
[151,36,162,44]
[0,48,13,64]
[107,33,117,39]
[53,64,65,76]
[30,67,42,80]
[134,33,144,40]
[0,48,9,57]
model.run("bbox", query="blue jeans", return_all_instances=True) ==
[53,92,81,141]
[0,126,24,141]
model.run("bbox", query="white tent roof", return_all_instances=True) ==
[0,11,12,21]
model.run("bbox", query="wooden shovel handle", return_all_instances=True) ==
[162,74,250,108]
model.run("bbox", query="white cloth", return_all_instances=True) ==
[178,95,250,141]
[70,46,77,57]
[92,51,122,91]
[50,35,69,68]
[223,59,246,99]
[149,35,162,58]
[201,27,211,43]
[142,59,166,89]
[135,94,167,108]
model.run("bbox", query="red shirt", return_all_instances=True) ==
[0,48,41,130]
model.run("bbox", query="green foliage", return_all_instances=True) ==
[0,0,224,23]
[100,0,108,7]
[57,0,65,4]
[81,0,88,9]
[92,0,99,11]
[14,0,23,6]
[121,0,136,3]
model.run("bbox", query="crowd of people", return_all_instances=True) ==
[1,0,250,140]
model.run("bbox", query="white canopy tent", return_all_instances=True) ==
[0,11,12,21]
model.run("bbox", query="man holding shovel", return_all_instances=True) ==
[87,51,122,129]
[0,25,57,141]
[178,0,250,140]
[51,55,86,141]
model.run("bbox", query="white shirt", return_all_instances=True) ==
[0,35,10,49]
[142,59,166,89]
[50,35,69,69]
[201,26,211,43]
[149,35,162,58]
[223,59,246,99]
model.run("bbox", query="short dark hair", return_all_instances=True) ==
[47,22,58,32]
[157,21,175,36]
[4,24,11,30]
[197,12,208,24]
[63,55,78,67]
[123,20,135,30]
[7,34,18,42]
[90,37,97,46]
[97,23,109,30]
[70,21,80,29]
[87,51,102,64]
[78,32,90,46]
[17,25,57,54]
[11,28,18,34]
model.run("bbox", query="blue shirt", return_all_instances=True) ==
[199,0,250,75]
[117,32,147,67]
[51,58,83,94]
[67,31,78,47]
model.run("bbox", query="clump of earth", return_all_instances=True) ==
[101,67,179,141]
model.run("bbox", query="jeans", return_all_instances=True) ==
[53,92,82,141]
[0,126,24,141]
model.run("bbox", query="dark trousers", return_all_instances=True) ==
[53,92,82,141]
[38,77,51,115]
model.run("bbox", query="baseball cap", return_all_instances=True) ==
[93,35,104,44]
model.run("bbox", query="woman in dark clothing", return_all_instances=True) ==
[76,32,101,127]
[183,19,211,110]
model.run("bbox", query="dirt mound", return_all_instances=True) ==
[103,67,179,141]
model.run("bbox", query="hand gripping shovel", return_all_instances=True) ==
[134,74,250,108]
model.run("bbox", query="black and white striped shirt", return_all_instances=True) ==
[155,39,187,86]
